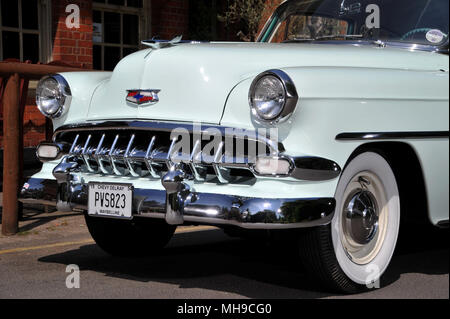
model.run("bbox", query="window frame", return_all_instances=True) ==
[0,0,52,63]
[93,0,151,70]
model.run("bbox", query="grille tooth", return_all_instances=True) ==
[144,136,162,179]
[108,135,128,176]
[69,134,80,154]
[165,138,178,170]
[81,135,96,172]
[189,139,207,181]
[93,134,108,174]
[124,134,139,177]
[213,141,231,184]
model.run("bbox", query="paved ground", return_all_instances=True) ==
[0,204,448,299]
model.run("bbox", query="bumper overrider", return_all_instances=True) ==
[19,122,340,230]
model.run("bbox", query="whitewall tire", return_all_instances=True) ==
[299,152,401,293]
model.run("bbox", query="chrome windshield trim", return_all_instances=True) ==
[336,131,450,141]
[271,39,449,54]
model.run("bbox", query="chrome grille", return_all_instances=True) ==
[54,126,277,184]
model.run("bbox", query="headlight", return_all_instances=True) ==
[249,69,298,124]
[36,75,71,119]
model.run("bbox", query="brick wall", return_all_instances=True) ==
[0,91,45,149]
[22,92,46,147]
[52,0,94,69]
[16,0,94,148]
[152,0,190,40]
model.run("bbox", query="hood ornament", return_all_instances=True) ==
[126,89,160,105]
[141,35,183,50]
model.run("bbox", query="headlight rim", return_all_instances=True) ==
[249,69,298,125]
[36,74,72,119]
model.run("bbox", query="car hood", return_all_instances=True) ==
[88,42,448,124]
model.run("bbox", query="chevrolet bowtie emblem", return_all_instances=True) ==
[126,89,160,105]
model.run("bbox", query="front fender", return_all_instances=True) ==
[220,66,449,225]
[221,66,448,161]
[51,71,112,130]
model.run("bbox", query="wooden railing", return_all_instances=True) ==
[0,61,89,235]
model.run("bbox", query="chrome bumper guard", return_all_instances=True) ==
[20,176,336,230]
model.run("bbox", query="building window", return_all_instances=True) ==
[0,0,50,63]
[93,0,150,71]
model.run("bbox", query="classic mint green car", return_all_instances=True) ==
[21,0,449,293]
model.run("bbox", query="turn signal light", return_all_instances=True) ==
[36,143,61,162]
[254,157,292,176]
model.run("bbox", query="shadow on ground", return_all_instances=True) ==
[37,224,448,298]
[16,211,82,233]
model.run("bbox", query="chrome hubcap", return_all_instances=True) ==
[340,172,388,265]
[344,190,379,245]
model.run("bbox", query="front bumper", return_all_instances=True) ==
[20,177,336,230]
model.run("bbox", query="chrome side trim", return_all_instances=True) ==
[291,157,342,181]
[336,131,450,141]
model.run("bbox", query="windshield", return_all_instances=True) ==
[259,0,449,48]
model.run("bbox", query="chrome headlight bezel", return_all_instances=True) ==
[36,74,72,119]
[249,69,298,124]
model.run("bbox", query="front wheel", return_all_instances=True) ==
[85,215,177,257]
[299,152,401,293]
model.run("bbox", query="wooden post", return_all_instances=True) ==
[0,62,90,234]
[2,73,20,235]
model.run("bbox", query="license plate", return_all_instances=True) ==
[88,183,133,219]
